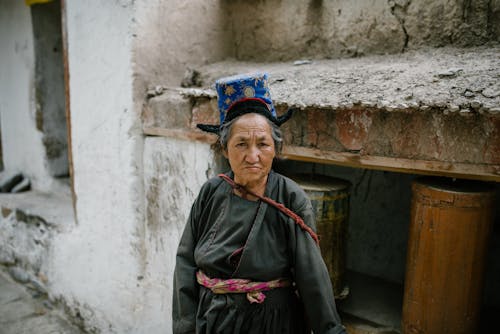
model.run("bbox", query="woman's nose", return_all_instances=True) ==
[245,146,260,163]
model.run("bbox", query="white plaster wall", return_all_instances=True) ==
[142,137,215,333]
[43,1,223,332]
[47,1,146,332]
[0,1,52,190]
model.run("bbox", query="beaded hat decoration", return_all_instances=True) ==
[196,72,295,134]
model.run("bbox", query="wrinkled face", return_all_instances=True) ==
[223,113,276,187]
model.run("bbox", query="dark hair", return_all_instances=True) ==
[219,114,283,155]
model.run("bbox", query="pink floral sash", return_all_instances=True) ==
[196,270,291,304]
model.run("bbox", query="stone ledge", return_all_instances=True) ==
[0,190,74,229]
[143,45,500,182]
[188,44,500,115]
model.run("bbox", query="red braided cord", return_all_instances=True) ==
[218,174,320,245]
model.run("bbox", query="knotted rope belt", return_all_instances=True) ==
[196,270,291,304]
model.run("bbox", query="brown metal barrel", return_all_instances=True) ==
[402,177,496,334]
[289,173,351,300]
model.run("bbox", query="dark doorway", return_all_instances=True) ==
[31,1,68,177]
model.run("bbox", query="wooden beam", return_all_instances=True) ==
[282,146,500,182]
[143,127,218,143]
[143,127,500,182]
[60,0,78,223]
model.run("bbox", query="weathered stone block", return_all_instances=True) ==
[334,108,373,152]
[143,89,192,129]
[191,97,218,129]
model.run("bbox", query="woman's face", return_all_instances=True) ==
[224,113,276,187]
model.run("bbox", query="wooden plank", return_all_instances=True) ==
[282,146,500,182]
[143,127,218,143]
[143,127,500,182]
[61,0,78,222]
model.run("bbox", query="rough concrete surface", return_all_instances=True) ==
[189,44,500,115]
[134,0,499,97]
[0,266,84,334]
[0,187,74,272]
[134,0,230,92]
[215,0,499,61]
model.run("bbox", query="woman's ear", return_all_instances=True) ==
[222,148,228,159]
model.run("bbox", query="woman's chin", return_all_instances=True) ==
[236,173,265,185]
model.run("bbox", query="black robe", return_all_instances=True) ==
[173,170,346,334]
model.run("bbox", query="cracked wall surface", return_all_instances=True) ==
[222,0,499,61]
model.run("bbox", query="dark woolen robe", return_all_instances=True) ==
[173,170,346,334]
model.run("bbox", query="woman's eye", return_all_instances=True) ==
[236,142,246,147]
[258,142,270,147]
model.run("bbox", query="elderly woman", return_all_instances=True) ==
[173,73,346,334]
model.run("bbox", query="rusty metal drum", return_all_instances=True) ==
[402,177,496,334]
[289,173,351,300]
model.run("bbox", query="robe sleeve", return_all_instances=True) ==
[172,189,204,334]
[291,198,347,334]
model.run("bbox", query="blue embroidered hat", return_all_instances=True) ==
[196,72,295,134]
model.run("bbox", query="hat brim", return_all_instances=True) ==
[196,107,297,134]
[196,124,220,134]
